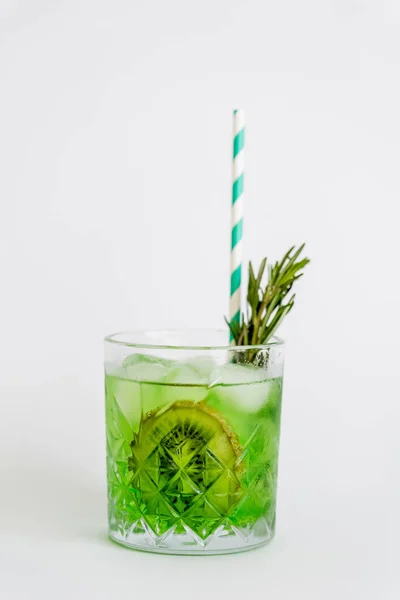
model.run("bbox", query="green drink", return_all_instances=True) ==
[105,331,284,554]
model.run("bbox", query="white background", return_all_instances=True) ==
[1,0,399,598]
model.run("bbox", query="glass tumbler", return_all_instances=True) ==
[104,329,284,555]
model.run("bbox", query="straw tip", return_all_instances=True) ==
[233,109,245,131]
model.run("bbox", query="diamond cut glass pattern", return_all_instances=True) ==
[105,332,284,554]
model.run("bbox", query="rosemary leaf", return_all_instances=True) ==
[227,244,310,349]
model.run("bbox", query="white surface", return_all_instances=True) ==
[1,1,400,598]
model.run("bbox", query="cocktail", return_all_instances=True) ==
[105,331,284,554]
[104,110,309,554]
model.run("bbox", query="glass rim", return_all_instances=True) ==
[104,328,284,352]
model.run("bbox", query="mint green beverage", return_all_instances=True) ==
[105,331,284,555]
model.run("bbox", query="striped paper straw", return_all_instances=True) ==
[230,109,245,332]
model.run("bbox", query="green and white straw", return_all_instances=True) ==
[230,109,245,331]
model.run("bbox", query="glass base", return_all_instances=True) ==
[109,518,274,555]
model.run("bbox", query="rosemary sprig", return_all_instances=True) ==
[225,244,310,348]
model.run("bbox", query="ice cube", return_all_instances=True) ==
[208,363,276,413]
[216,363,268,385]
[166,361,213,385]
[162,362,209,403]
[184,356,217,385]
[123,353,170,383]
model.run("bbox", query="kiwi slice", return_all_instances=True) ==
[129,401,242,520]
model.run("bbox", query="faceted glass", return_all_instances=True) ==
[104,330,284,554]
